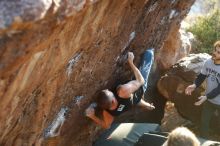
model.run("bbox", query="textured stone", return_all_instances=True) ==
[0,0,195,145]
[0,0,52,29]
[157,28,194,70]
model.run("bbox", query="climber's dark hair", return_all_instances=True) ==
[97,90,112,110]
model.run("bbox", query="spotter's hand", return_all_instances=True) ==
[194,96,207,106]
[185,84,196,95]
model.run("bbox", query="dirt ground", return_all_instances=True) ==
[161,101,220,141]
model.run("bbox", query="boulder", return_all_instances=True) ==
[158,53,220,131]
[0,0,195,145]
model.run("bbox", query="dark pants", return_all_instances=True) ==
[201,100,220,137]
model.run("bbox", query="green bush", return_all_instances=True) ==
[187,10,220,53]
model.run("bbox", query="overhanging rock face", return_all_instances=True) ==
[0,0,195,145]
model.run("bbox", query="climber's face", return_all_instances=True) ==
[212,46,220,64]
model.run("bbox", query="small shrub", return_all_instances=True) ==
[187,10,220,53]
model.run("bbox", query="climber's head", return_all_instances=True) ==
[97,89,117,110]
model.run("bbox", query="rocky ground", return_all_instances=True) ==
[161,101,220,142]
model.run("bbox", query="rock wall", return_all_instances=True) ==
[157,27,193,70]
[0,0,195,145]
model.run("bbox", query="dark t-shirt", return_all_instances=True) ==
[106,87,144,117]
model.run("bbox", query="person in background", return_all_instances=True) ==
[185,40,220,137]
[85,49,155,129]
[162,127,200,146]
